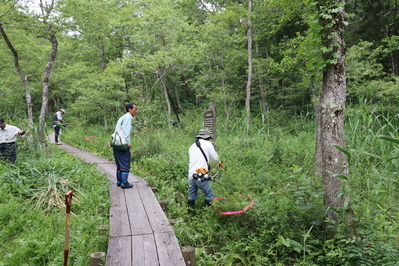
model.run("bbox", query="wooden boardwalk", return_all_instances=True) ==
[48,133,185,266]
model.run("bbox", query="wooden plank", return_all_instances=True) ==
[132,234,158,266]
[137,182,173,233]
[49,133,186,266]
[154,232,185,266]
[109,185,131,237]
[98,163,117,182]
[105,236,132,266]
[129,173,144,183]
[124,186,153,235]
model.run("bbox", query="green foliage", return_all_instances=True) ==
[59,105,399,264]
[3,0,399,124]
[4,0,399,264]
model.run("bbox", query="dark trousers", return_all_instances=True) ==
[113,148,131,172]
[0,142,17,164]
[54,126,60,143]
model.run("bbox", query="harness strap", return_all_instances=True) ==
[195,139,210,171]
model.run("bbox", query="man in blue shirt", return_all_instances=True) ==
[112,103,137,189]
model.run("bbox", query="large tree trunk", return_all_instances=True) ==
[315,0,349,227]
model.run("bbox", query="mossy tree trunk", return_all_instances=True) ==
[315,0,350,229]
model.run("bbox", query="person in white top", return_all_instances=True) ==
[0,117,26,164]
[187,129,221,210]
[53,109,66,145]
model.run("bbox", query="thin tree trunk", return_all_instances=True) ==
[157,69,172,129]
[245,0,253,126]
[255,39,269,131]
[100,37,106,73]
[0,23,34,145]
[220,63,234,129]
[38,29,58,143]
[174,84,185,116]
[258,72,269,134]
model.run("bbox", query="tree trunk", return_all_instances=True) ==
[38,30,58,143]
[245,0,253,126]
[100,37,106,73]
[0,23,34,145]
[315,0,349,227]
[157,69,172,129]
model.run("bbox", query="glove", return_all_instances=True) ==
[19,130,26,135]
[219,162,224,167]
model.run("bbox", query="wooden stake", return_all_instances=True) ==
[181,246,195,266]
[63,190,74,266]
[90,252,106,266]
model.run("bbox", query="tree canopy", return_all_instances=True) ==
[2,0,398,124]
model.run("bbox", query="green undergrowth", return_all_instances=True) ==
[56,105,399,265]
[0,142,109,266]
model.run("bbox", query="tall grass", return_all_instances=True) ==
[58,104,399,265]
[0,135,109,265]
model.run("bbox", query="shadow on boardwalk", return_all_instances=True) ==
[47,132,185,266]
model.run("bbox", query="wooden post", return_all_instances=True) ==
[181,246,195,266]
[90,252,106,266]
[204,102,216,140]
[158,200,168,211]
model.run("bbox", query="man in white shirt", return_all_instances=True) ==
[0,117,26,164]
[188,129,221,210]
[53,109,66,145]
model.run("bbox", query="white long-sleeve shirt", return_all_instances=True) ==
[52,111,64,128]
[0,125,22,143]
[188,138,219,179]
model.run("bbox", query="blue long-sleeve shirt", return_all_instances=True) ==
[114,112,134,145]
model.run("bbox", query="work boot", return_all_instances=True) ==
[116,170,122,186]
[204,199,212,206]
[187,200,195,214]
[121,172,133,189]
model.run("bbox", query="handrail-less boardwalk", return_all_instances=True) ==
[48,133,185,266]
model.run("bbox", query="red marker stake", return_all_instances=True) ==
[63,190,74,266]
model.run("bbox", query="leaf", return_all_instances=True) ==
[333,145,351,165]
[378,135,399,145]
[343,196,351,209]
[335,174,349,180]
[326,170,348,180]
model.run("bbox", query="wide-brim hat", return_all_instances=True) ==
[196,129,212,139]
[60,109,65,113]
